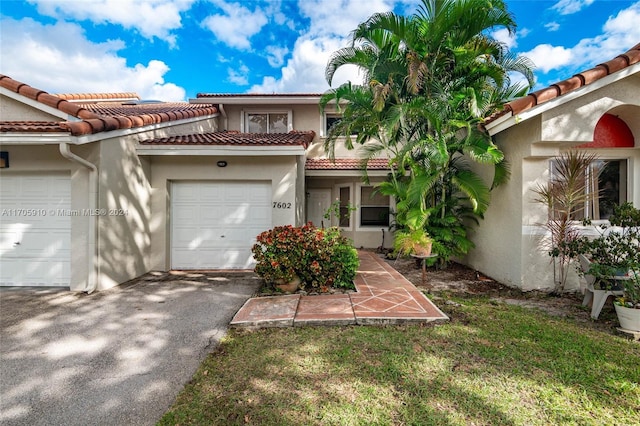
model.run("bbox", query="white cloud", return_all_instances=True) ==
[545,22,560,32]
[492,28,517,49]
[265,45,289,68]
[521,2,640,75]
[569,2,640,66]
[523,44,573,73]
[227,65,250,85]
[27,0,194,46]
[249,36,363,93]
[201,1,268,49]
[250,0,395,93]
[551,0,595,15]
[0,18,186,101]
[298,0,396,37]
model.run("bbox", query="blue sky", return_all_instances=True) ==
[0,0,638,101]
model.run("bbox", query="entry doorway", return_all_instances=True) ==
[306,189,332,228]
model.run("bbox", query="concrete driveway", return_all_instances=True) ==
[0,271,261,426]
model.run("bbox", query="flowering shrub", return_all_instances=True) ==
[252,223,358,290]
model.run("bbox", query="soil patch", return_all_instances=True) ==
[383,253,622,333]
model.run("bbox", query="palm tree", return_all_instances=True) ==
[321,0,534,261]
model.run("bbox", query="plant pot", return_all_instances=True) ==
[614,304,640,332]
[274,276,301,293]
[414,242,433,257]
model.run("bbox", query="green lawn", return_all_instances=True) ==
[159,296,640,425]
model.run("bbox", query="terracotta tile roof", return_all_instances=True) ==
[485,42,640,125]
[0,75,218,137]
[55,92,140,101]
[0,121,68,133]
[139,130,315,148]
[305,158,390,170]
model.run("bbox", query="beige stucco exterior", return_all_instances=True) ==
[8,67,637,293]
[466,67,640,292]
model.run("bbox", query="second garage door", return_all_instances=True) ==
[0,173,71,286]
[171,181,272,269]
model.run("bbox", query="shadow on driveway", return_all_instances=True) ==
[0,272,261,426]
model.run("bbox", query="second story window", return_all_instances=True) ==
[325,114,342,135]
[246,112,289,133]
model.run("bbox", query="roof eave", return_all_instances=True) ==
[135,145,306,156]
[305,169,389,177]
[190,96,322,105]
[0,132,73,144]
[486,61,640,136]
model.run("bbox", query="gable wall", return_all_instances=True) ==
[0,95,61,121]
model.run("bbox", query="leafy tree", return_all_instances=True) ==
[321,0,534,262]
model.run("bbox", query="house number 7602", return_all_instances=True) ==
[273,202,292,209]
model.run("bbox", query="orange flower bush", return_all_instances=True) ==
[252,223,358,290]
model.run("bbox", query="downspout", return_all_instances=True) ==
[218,103,228,131]
[59,143,99,293]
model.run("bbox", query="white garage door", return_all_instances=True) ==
[0,173,71,286]
[171,181,272,269]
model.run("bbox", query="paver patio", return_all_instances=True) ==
[230,251,449,327]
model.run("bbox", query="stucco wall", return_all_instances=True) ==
[147,155,299,270]
[465,119,533,289]
[96,136,152,290]
[0,95,61,121]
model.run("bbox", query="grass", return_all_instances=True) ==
[159,296,640,425]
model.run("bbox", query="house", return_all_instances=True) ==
[2,43,638,293]
[0,76,392,291]
[466,42,640,292]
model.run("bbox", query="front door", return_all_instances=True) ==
[306,189,332,228]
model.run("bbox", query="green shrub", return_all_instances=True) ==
[252,223,358,291]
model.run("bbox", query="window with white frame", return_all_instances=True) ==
[324,113,342,136]
[360,186,390,227]
[551,158,628,220]
[589,159,628,220]
[245,112,290,133]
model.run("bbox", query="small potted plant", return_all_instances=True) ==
[614,270,640,332]
[393,227,433,257]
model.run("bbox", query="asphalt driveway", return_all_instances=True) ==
[0,271,261,426]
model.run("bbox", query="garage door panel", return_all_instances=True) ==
[200,206,223,222]
[222,204,251,224]
[21,259,70,286]
[0,173,71,287]
[172,248,221,269]
[218,249,254,269]
[21,230,71,257]
[0,230,21,256]
[171,181,272,269]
